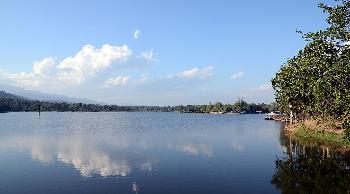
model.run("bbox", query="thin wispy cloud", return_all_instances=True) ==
[230,71,243,80]
[175,66,214,79]
[141,49,154,61]
[133,29,140,40]
[255,83,273,91]
[102,74,149,88]
[103,76,131,88]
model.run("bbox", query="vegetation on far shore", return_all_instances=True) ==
[0,91,276,114]
[272,0,350,143]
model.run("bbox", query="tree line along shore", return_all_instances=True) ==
[271,0,350,146]
[0,91,276,114]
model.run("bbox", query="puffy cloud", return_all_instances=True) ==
[103,76,131,88]
[0,44,155,91]
[9,72,41,88]
[57,44,132,84]
[2,57,56,88]
[133,29,140,40]
[175,66,214,79]
[33,57,55,76]
[230,71,243,80]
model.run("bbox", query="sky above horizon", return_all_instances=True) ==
[0,0,334,105]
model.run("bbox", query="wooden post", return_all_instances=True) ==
[289,105,293,124]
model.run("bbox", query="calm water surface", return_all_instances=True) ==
[0,112,349,193]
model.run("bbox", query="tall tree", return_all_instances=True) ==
[272,0,350,121]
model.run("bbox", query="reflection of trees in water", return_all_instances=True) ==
[272,132,350,194]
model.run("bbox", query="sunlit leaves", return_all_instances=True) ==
[272,0,350,120]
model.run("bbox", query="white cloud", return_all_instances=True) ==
[0,44,157,92]
[133,29,140,40]
[103,76,131,88]
[141,49,154,61]
[9,72,40,88]
[33,57,55,76]
[0,69,10,82]
[230,71,243,80]
[2,57,56,88]
[175,66,214,79]
[256,83,273,91]
[57,44,132,84]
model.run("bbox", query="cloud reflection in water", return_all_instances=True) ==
[0,132,217,178]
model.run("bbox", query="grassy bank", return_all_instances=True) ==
[289,122,350,147]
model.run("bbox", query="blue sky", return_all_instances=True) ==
[0,0,333,105]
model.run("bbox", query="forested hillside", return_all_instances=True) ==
[0,91,274,113]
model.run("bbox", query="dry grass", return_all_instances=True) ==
[285,119,350,147]
[285,118,344,134]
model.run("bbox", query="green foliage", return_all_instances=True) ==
[233,98,248,112]
[342,119,350,140]
[0,91,274,114]
[272,0,350,119]
[293,123,350,146]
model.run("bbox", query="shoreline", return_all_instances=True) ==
[0,110,268,114]
[284,121,350,147]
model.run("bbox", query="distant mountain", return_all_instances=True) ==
[0,84,102,104]
[0,91,21,99]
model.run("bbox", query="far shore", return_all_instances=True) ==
[0,110,267,114]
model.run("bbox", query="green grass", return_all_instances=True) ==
[292,123,350,147]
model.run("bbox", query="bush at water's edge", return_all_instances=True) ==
[286,121,350,147]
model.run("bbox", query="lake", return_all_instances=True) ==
[0,112,349,194]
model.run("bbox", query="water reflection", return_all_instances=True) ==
[231,143,245,152]
[0,134,158,177]
[0,133,218,178]
[272,132,350,193]
[171,143,213,157]
[0,113,241,178]
[132,182,140,193]
[0,113,284,194]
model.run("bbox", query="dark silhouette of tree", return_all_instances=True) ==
[272,132,350,193]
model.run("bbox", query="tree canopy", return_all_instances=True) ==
[272,0,350,120]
